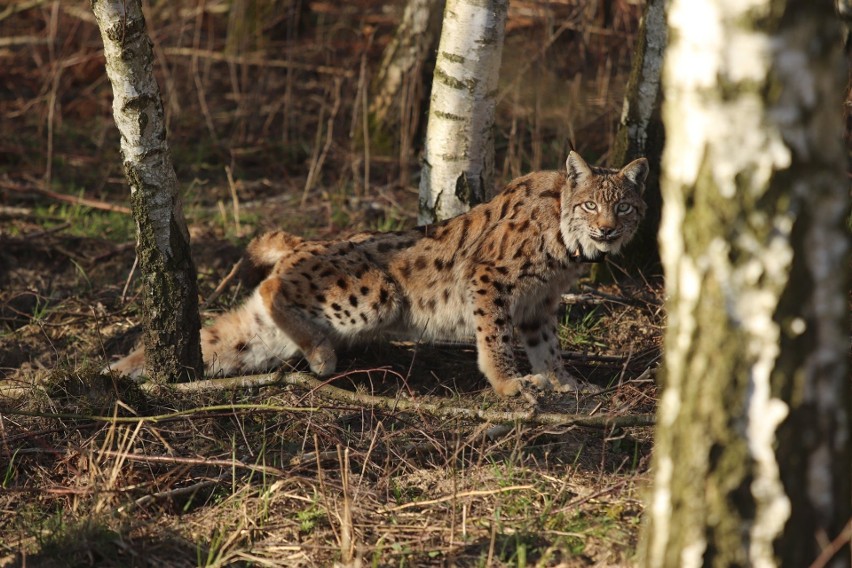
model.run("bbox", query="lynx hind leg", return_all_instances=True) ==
[518,317,602,394]
[199,292,300,377]
[258,259,401,377]
[252,278,333,376]
[106,291,301,380]
[516,296,584,393]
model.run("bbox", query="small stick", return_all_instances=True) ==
[224,165,241,237]
[121,254,138,303]
[162,46,355,77]
[387,484,536,512]
[200,259,243,311]
[117,474,228,513]
[22,222,70,239]
[96,449,286,477]
[561,293,606,305]
[1,180,131,214]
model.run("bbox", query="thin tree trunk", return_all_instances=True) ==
[92,0,203,383]
[369,0,444,189]
[418,0,507,224]
[370,0,444,130]
[608,0,665,273]
[641,0,850,566]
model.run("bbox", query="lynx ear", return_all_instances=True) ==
[566,151,593,185]
[620,157,649,191]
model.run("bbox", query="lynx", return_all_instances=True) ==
[108,152,648,397]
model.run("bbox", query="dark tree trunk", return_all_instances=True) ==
[92,0,203,383]
[607,0,665,275]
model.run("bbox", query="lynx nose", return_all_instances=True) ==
[599,227,618,239]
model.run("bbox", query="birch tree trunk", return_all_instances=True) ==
[93,0,203,383]
[609,0,666,272]
[641,0,850,566]
[418,0,507,224]
[370,0,444,129]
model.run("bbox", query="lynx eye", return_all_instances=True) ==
[616,202,633,215]
[582,201,597,212]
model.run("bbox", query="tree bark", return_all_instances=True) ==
[418,0,507,224]
[92,0,203,383]
[641,1,850,567]
[608,0,666,273]
[370,0,444,130]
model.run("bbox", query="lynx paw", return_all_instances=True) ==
[305,342,337,377]
[489,377,525,397]
[522,372,601,395]
[549,371,601,394]
[520,373,551,390]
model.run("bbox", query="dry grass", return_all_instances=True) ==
[0,1,661,565]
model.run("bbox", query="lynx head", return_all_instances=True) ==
[560,151,648,260]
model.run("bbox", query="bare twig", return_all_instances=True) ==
[96,449,287,477]
[121,254,138,303]
[388,484,535,512]
[303,77,343,204]
[118,474,228,513]
[200,259,243,311]
[21,222,70,239]
[0,0,49,23]
[808,517,852,568]
[561,293,607,305]
[161,46,355,77]
[1,180,131,214]
[224,165,242,236]
[0,402,317,424]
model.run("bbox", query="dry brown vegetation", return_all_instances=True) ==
[0,1,664,565]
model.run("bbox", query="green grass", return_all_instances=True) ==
[559,306,607,349]
[370,212,409,233]
[33,198,135,243]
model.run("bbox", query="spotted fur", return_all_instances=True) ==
[107,152,648,396]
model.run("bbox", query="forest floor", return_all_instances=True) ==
[0,1,664,566]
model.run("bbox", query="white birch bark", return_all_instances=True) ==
[418,0,507,224]
[641,0,850,566]
[93,0,202,382]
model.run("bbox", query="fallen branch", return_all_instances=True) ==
[3,374,654,429]
[152,371,656,429]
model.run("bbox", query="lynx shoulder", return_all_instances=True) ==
[107,152,648,397]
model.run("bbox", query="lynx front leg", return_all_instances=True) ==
[517,316,581,392]
[259,278,337,376]
[517,295,581,392]
[469,267,527,397]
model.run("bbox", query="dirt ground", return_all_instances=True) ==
[0,1,664,566]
